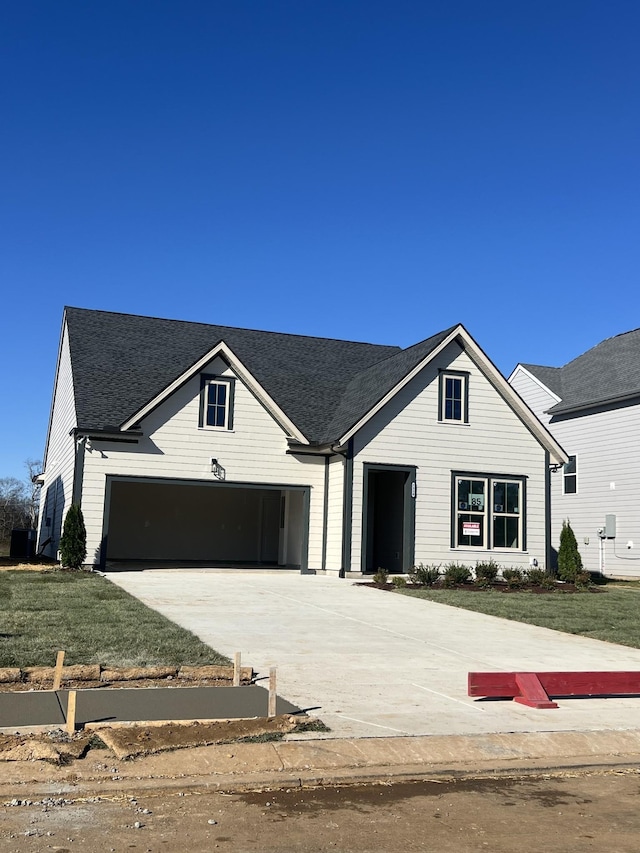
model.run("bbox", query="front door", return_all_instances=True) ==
[363,466,415,574]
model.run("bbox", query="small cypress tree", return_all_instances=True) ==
[557,519,583,582]
[59,504,87,570]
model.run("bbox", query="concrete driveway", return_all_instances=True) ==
[108,571,640,739]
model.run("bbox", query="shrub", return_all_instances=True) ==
[526,567,557,590]
[525,567,547,586]
[574,570,592,590]
[372,568,389,585]
[557,519,583,582]
[412,563,442,586]
[502,567,524,589]
[442,562,471,587]
[475,559,500,585]
[391,576,407,588]
[59,504,87,570]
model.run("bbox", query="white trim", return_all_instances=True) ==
[339,325,569,466]
[507,364,562,404]
[202,377,231,430]
[119,341,308,443]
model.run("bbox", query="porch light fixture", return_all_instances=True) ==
[210,458,226,480]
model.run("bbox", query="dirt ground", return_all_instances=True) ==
[1,766,640,852]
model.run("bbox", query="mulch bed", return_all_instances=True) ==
[358,581,604,594]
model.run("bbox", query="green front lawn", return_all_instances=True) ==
[0,571,229,668]
[398,584,640,649]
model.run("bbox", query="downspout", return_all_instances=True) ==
[340,439,354,578]
[321,456,329,572]
[545,451,553,574]
[72,433,87,506]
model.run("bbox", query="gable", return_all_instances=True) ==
[136,354,294,444]
[508,365,561,424]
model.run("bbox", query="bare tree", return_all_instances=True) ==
[0,459,42,551]
[24,458,42,530]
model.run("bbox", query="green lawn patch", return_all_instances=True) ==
[0,571,229,668]
[397,585,640,649]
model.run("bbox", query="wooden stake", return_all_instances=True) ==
[233,652,241,687]
[268,667,277,718]
[52,650,65,691]
[66,690,77,735]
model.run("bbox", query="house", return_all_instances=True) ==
[509,328,640,578]
[39,307,567,574]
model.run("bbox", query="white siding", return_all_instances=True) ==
[350,342,548,572]
[511,366,640,578]
[38,323,77,557]
[80,356,326,567]
[543,405,640,578]
[325,455,344,573]
[509,366,558,425]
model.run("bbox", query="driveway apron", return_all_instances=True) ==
[108,571,640,739]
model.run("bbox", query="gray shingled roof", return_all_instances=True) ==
[65,307,458,443]
[523,328,640,415]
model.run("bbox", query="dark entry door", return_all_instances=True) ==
[364,466,415,574]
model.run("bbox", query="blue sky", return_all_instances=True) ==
[2,1,639,480]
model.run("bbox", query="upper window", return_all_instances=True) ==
[563,455,577,494]
[439,371,469,423]
[199,375,235,430]
[453,474,525,551]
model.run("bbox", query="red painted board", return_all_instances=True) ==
[468,671,640,699]
[513,672,558,709]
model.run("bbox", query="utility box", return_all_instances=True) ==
[605,514,617,539]
[9,528,36,559]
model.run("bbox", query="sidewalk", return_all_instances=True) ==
[3,729,640,800]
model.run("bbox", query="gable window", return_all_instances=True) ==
[453,473,525,550]
[439,371,469,423]
[563,455,577,494]
[199,375,235,430]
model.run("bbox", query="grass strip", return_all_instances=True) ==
[0,571,229,668]
[397,586,640,649]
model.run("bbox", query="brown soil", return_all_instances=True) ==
[0,715,305,764]
[2,767,640,851]
[0,557,57,572]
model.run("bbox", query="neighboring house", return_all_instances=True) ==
[39,307,566,574]
[509,328,640,578]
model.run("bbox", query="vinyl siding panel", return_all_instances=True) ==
[545,404,640,578]
[81,356,325,567]
[38,323,77,557]
[325,455,344,573]
[509,367,557,424]
[351,343,548,572]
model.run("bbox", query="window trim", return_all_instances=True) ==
[451,471,527,551]
[199,374,235,430]
[563,455,577,495]
[438,369,469,423]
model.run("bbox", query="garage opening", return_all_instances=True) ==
[105,478,307,569]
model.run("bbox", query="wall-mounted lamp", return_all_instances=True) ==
[210,458,226,480]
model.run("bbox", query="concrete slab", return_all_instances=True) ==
[0,686,298,729]
[108,571,640,739]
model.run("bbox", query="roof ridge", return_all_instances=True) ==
[64,306,401,351]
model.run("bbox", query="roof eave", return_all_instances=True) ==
[548,390,640,417]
